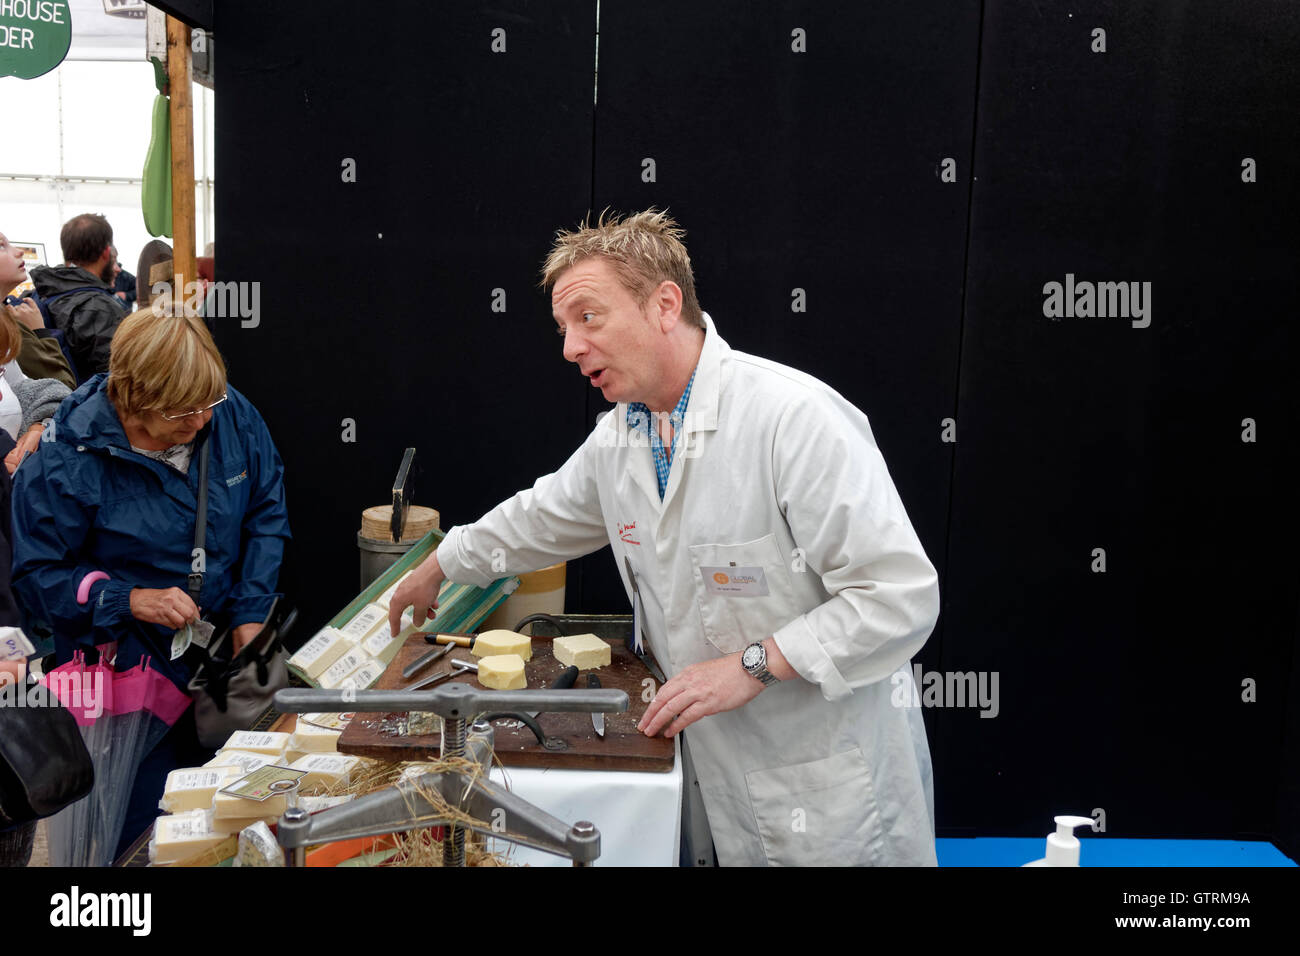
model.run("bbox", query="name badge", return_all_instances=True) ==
[701,566,769,597]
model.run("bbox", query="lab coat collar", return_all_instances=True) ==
[614,311,724,436]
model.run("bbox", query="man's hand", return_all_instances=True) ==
[638,654,765,738]
[3,424,43,475]
[130,587,200,630]
[232,621,264,654]
[389,553,445,637]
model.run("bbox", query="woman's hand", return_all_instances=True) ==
[232,621,264,654]
[4,423,44,475]
[130,587,200,630]
[4,299,43,331]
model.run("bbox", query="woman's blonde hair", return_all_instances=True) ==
[108,310,227,418]
[0,305,25,365]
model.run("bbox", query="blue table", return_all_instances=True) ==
[936,838,1296,867]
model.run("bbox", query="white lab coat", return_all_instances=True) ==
[437,314,940,865]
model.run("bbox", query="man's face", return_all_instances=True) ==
[0,234,27,292]
[552,257,662,404]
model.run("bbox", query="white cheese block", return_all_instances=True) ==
[477,654,527,690]
[361,626,403,666]
[338,603,388,644]
[150,810,227,865]
[204,750,277,775]
[213,789,291,820]
[287,719,342,754]
[158,765,244,813]
[374,571,414,610]
[289,627,351,680]
[471,629,532,661]
[318,648,378,690]
[289,753,363,792]
[552,633,611,670]
[221,730,292,755]
[339,658,384,690]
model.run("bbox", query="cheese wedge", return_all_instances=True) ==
[159,765,245,813]
[338,603,387,644]
[289,627,351,679]
[476,654,527,690]
[552,633,611,670]
[472,629,532,661]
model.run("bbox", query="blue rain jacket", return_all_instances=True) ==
[10,374,291,691]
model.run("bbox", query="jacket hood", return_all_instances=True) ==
[30,264,111,295]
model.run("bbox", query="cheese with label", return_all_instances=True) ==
[552,633,611,670]
[339,658,384,691]
[361,626,402,666]
[222,730,291,755]
[476,654,527,690]
[204,750,277,775]
[289,627,351,679]
[289,753,363,792]
[318,648,378,689]
[287,718,342,754]
[471,629,532,661]
[150,809,228,865]
[375,571,414,610]
[159,765,244,813]
[338,603,388,644]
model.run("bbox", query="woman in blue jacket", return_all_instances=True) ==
[11,309,291,858]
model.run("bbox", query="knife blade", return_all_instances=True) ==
[587,673,605,737]
[401,640,453,680]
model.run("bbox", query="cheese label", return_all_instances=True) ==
[168,769,227,792]
[339,604,386,642]
[700,566,770,597]
[220,765,306,802]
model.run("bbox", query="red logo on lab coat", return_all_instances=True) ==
[618,522,640,546]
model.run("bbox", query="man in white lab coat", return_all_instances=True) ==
[391,210,940,865]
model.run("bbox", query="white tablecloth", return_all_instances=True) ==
[485,738,682,867]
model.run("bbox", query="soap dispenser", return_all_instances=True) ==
[1023,815,1094,867]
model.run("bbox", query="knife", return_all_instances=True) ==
[401,639,453,680]
[524,665,579,719]
[587,673,605,738]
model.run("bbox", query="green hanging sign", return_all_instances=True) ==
[0,1,72,80]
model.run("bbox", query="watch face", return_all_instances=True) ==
[742,644,763,669]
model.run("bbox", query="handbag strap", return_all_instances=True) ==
[187,438,211,606]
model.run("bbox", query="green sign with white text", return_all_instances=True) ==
[0,0,72,80]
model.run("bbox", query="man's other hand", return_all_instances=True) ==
[637,654,764,738]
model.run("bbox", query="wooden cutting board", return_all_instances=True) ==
[337,633,675,772]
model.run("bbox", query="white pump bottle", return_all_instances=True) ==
[1023,815,1094,866]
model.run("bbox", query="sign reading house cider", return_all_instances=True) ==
[0,0,71,80]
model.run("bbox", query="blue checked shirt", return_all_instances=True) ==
[627,368,697,500]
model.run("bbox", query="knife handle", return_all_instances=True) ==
[586,674,602,690]
[552,665,579,689]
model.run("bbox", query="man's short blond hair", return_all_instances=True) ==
[541,208,704,329]
[108,310,227,418]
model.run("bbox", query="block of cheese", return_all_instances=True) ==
[289,753,363,792]
[318,648,378,690]
[149,810,229,865]
[471,629,532,661]
[287,718,342,754]
[157,834,238,867]
[213,789,291,820]
[159,765,244,813]
[338,603,387,644]
[204,750,277,775]
[360,626,402,666]
[476,654,527,690]
[374,571,413,610]
[289,627,351,680]
[339,658,384,691]
[221,730,291,756]
[552,633,611,670]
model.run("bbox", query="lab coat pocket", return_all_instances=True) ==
[745,747,886,866]
[688,533,796,656]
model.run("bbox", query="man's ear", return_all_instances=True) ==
[653,280,684,332]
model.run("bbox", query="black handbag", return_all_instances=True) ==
[0,683,95,829]
[182,440,295,749]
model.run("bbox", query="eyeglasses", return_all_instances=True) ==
[159,394,228,421]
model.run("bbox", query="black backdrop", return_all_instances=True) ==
[212,0,1300,858]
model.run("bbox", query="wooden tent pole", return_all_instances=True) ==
[166,15,196,307]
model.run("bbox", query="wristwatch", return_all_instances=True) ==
[742,642,779,687]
